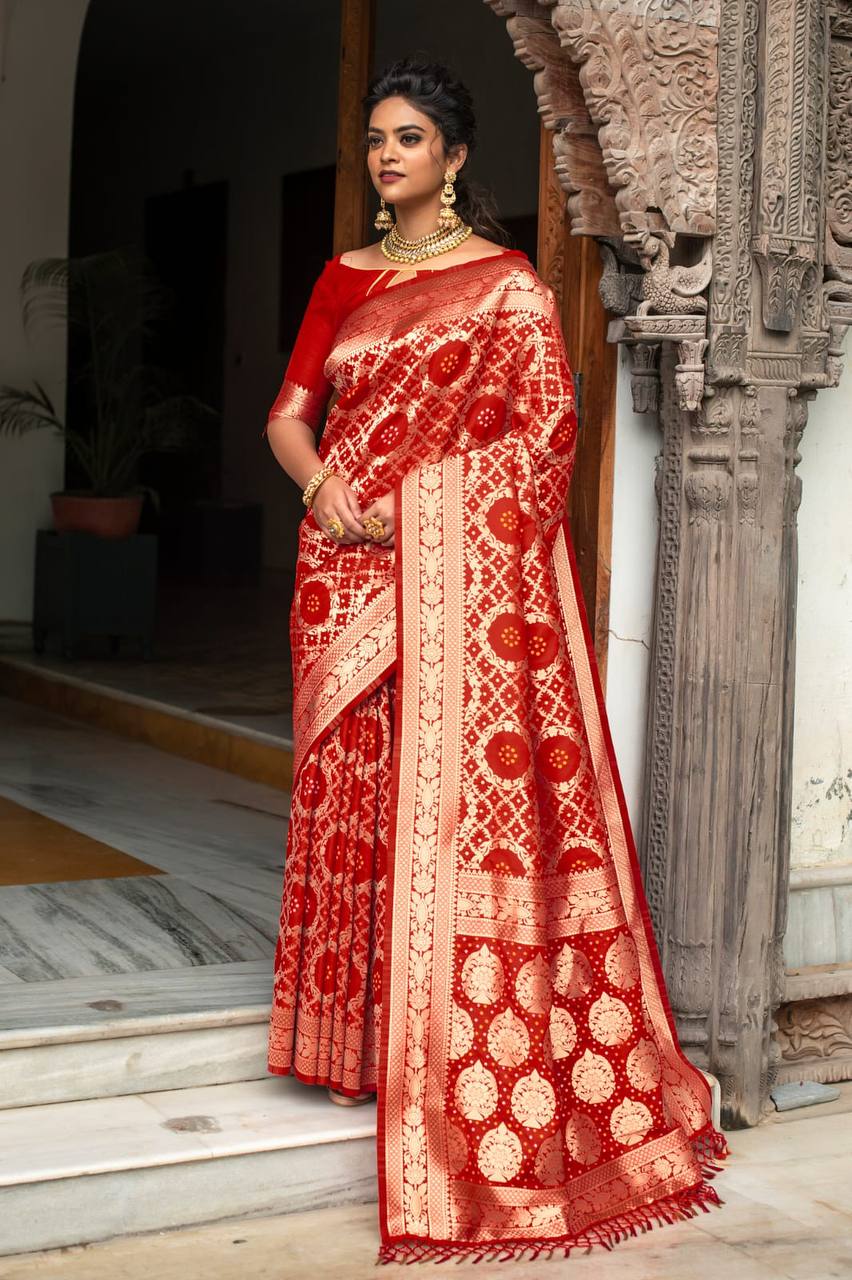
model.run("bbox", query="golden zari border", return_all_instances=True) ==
[456,861,626,943]
[381,455,465,1245]
[266,377,327,432]
[292,583,395,779]
[551,523,713,1136]
[324,256,550,384]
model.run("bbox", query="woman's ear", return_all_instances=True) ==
[448,142,467,175]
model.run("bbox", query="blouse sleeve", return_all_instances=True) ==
[263,260,338,437]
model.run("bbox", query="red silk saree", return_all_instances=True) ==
[266,250,729,1263]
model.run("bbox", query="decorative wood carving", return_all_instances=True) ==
[485,0,852,1124]
[752,0,826,334]
[775,995,852,1085]
[546,1,718,237]
[501,10,621,238]
[487,0,719,411]
[824,2,852,388]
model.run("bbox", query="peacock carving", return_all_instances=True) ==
[624,230,713,316]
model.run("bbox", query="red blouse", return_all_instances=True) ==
[264,249,528,436]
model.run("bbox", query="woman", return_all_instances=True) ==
[263,57,728,1266]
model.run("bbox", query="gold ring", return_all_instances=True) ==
[327,517,345,539]
[363,516,385,540]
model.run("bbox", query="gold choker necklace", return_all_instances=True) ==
[380,220,473,264]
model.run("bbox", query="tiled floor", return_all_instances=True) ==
[3,1086,851,1280]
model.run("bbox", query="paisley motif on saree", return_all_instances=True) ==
[277,254,729,1262]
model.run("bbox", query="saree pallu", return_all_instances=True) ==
[269,254,729,1263]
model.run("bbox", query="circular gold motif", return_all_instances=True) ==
[551,944,594,999]
[450,1003,475,1060]
[511,1070,556,1129]
[477,1122,523,1183]
[604,932,640,990]
[534,1133,565,1187]
[487,1007,530,1067]
[515,952,552,1014]
[588,992,634,1046]
[454,1059,498,1121]
[461,944,505,1005]
[626,1038,662,1092]
[548,1006,578,1060]
[571,1049,616,1104]
[610,1098,653,1147]
[564,1110,602,1165]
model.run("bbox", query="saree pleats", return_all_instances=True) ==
[268,675,394,1095]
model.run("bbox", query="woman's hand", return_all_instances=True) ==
[359,490,396,549]
[312,475,369,545]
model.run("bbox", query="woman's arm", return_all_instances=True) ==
[264,414,325,490]
[266,414,367,544]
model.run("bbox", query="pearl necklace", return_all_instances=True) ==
[380,220,473,264]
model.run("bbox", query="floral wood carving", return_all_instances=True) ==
[823,2,852,386]
[487,0,719,239]
[485,0,719,409]
[774,996,852,1085]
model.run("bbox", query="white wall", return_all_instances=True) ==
[603,334,852,886]
[0,0,90,623]
[790,330,852,871]
[604,345,660,834]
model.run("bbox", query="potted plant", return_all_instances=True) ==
[0,247,218,538]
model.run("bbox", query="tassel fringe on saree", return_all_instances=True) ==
[268,251,729,1262]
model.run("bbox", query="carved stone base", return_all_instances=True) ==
[774,994,852,1085]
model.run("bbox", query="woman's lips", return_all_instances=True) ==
[380,173,403,183]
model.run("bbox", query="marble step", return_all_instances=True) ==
[0,1077,377,1256]
[0,963,273,1108]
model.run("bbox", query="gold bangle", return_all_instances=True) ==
[302,466,336,509]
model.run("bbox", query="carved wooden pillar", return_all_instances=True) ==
[486,0,852,1126]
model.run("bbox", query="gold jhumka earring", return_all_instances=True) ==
[374,197,394,231]
[436,167,462,232]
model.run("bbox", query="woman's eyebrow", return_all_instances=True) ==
[367,124,426,134]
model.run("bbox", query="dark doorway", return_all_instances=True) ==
[141,179,228,528]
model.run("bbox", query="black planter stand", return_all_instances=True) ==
[33,530,158,659]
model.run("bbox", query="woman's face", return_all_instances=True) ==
[366,95,465,204]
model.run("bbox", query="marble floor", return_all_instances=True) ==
[3,1085,851,1280]
[2,567,296,742]
[0,694,288,1028]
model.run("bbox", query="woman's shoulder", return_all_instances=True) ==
[337,246,382,269]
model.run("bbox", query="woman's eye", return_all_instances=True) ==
[366,135,420,147]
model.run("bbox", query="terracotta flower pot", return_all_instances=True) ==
[50,492,144,539]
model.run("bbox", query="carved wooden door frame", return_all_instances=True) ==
[485,0,852,1126]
